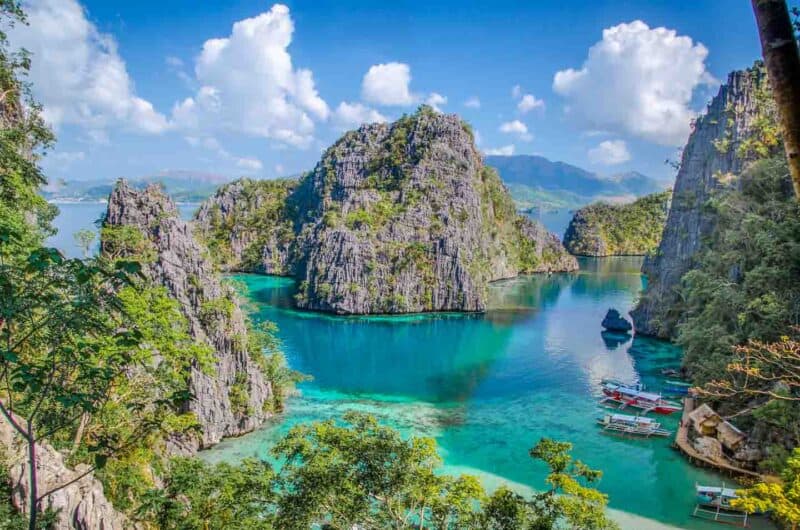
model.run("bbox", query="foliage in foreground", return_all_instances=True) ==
[734,447,800,530]
[133,412,617,530]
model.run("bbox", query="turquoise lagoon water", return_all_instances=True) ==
[202,258,773,530]
[48,205,771,529]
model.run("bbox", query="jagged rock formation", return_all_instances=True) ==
[563,190,671,257]
[194,177,298,273]
[104,182,272,452]
[195,107,578,315]
[601,309,632,333]
[631,66,772,337]
[0,416,131,530]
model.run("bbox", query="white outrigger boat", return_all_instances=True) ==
[600,378,682,415]
[693,484,751,527]
[597,413,671,437]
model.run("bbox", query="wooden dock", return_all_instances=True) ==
[673,397,777,482]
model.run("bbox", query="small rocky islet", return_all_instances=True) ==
[194,106,578,315]
[562,190,671,257]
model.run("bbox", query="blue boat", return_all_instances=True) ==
[663,379,692,396]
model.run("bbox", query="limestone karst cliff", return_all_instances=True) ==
[631,65,774,337]
[195,107,578,315]
[563,190,671,257]
[103,181,273,452]
[0,416,131,530]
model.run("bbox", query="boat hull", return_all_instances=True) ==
[601,390,681,415]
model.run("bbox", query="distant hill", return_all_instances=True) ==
[484,155,669,211]
[43,171,239,203]
[44,157,667,213]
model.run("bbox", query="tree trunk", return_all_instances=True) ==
[751,0,800,197]
[26,422,37,530]
[70,412,90,456]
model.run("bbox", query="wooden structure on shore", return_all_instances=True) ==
[673,397,779,483]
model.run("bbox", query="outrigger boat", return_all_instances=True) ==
[596,413,671,437]
[663,379,693,396]
[692,484,751,527]
[599,379,682,415]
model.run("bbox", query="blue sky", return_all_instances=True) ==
[9,0,765,183]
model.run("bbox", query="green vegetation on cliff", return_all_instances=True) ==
[563,190,671,256]
[196,177,298,272]
[676,157,800,469]
[195,106,577,315]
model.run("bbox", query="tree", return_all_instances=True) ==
[527,438,619,530]
[0,246,212,529]
[699,333,800,405]
[752,0,800,196]
[72,229,95,258]
[271,411,485,529]
[482,486,535,530]
[733,447,800,529]
[0,0,55,260]
[136,457,276,530]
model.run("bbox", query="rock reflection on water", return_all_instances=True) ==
[601,331,632,350]
[208,258,752,530]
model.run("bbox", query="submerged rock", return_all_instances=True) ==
[104,181,273,452]
[195,107,578,315]
[601,308,632,332]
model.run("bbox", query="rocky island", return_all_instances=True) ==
[195,106,578,315]
[563,190,671,257]
[103,181,275,452]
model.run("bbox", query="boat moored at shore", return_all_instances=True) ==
[692,484,752,527]
[597,413,672,437]
[600,378,682,415]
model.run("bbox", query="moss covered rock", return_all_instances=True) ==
[563,190,671,257]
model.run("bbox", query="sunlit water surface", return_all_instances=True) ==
[204,259,774,530]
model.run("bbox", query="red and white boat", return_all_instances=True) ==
[600,379,682,415]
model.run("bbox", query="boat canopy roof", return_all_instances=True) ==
[634,391,662,401]
[606,384,662,401]
[697,486,738,498]
[610,414,654,424]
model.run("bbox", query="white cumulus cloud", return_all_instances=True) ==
[464,96,481,109]
[50,150,86,166]
[553,20,714,146]
[425,92,447,112]
[484,145,515,156]
[361,62,417,106]
[9,0,168,139]
[236,157,263,171]
[171,4,329,148]
[332,102,388,130]
[185,136,263,173]
[499,120,532,141]
[588,140,631,165]
[518,94,544,113]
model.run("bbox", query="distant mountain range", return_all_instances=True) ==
[485,155,670,211]
[43,157,669,212]
[42,170,236,203]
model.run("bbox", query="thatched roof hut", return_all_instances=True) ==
[688,403,746,451]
